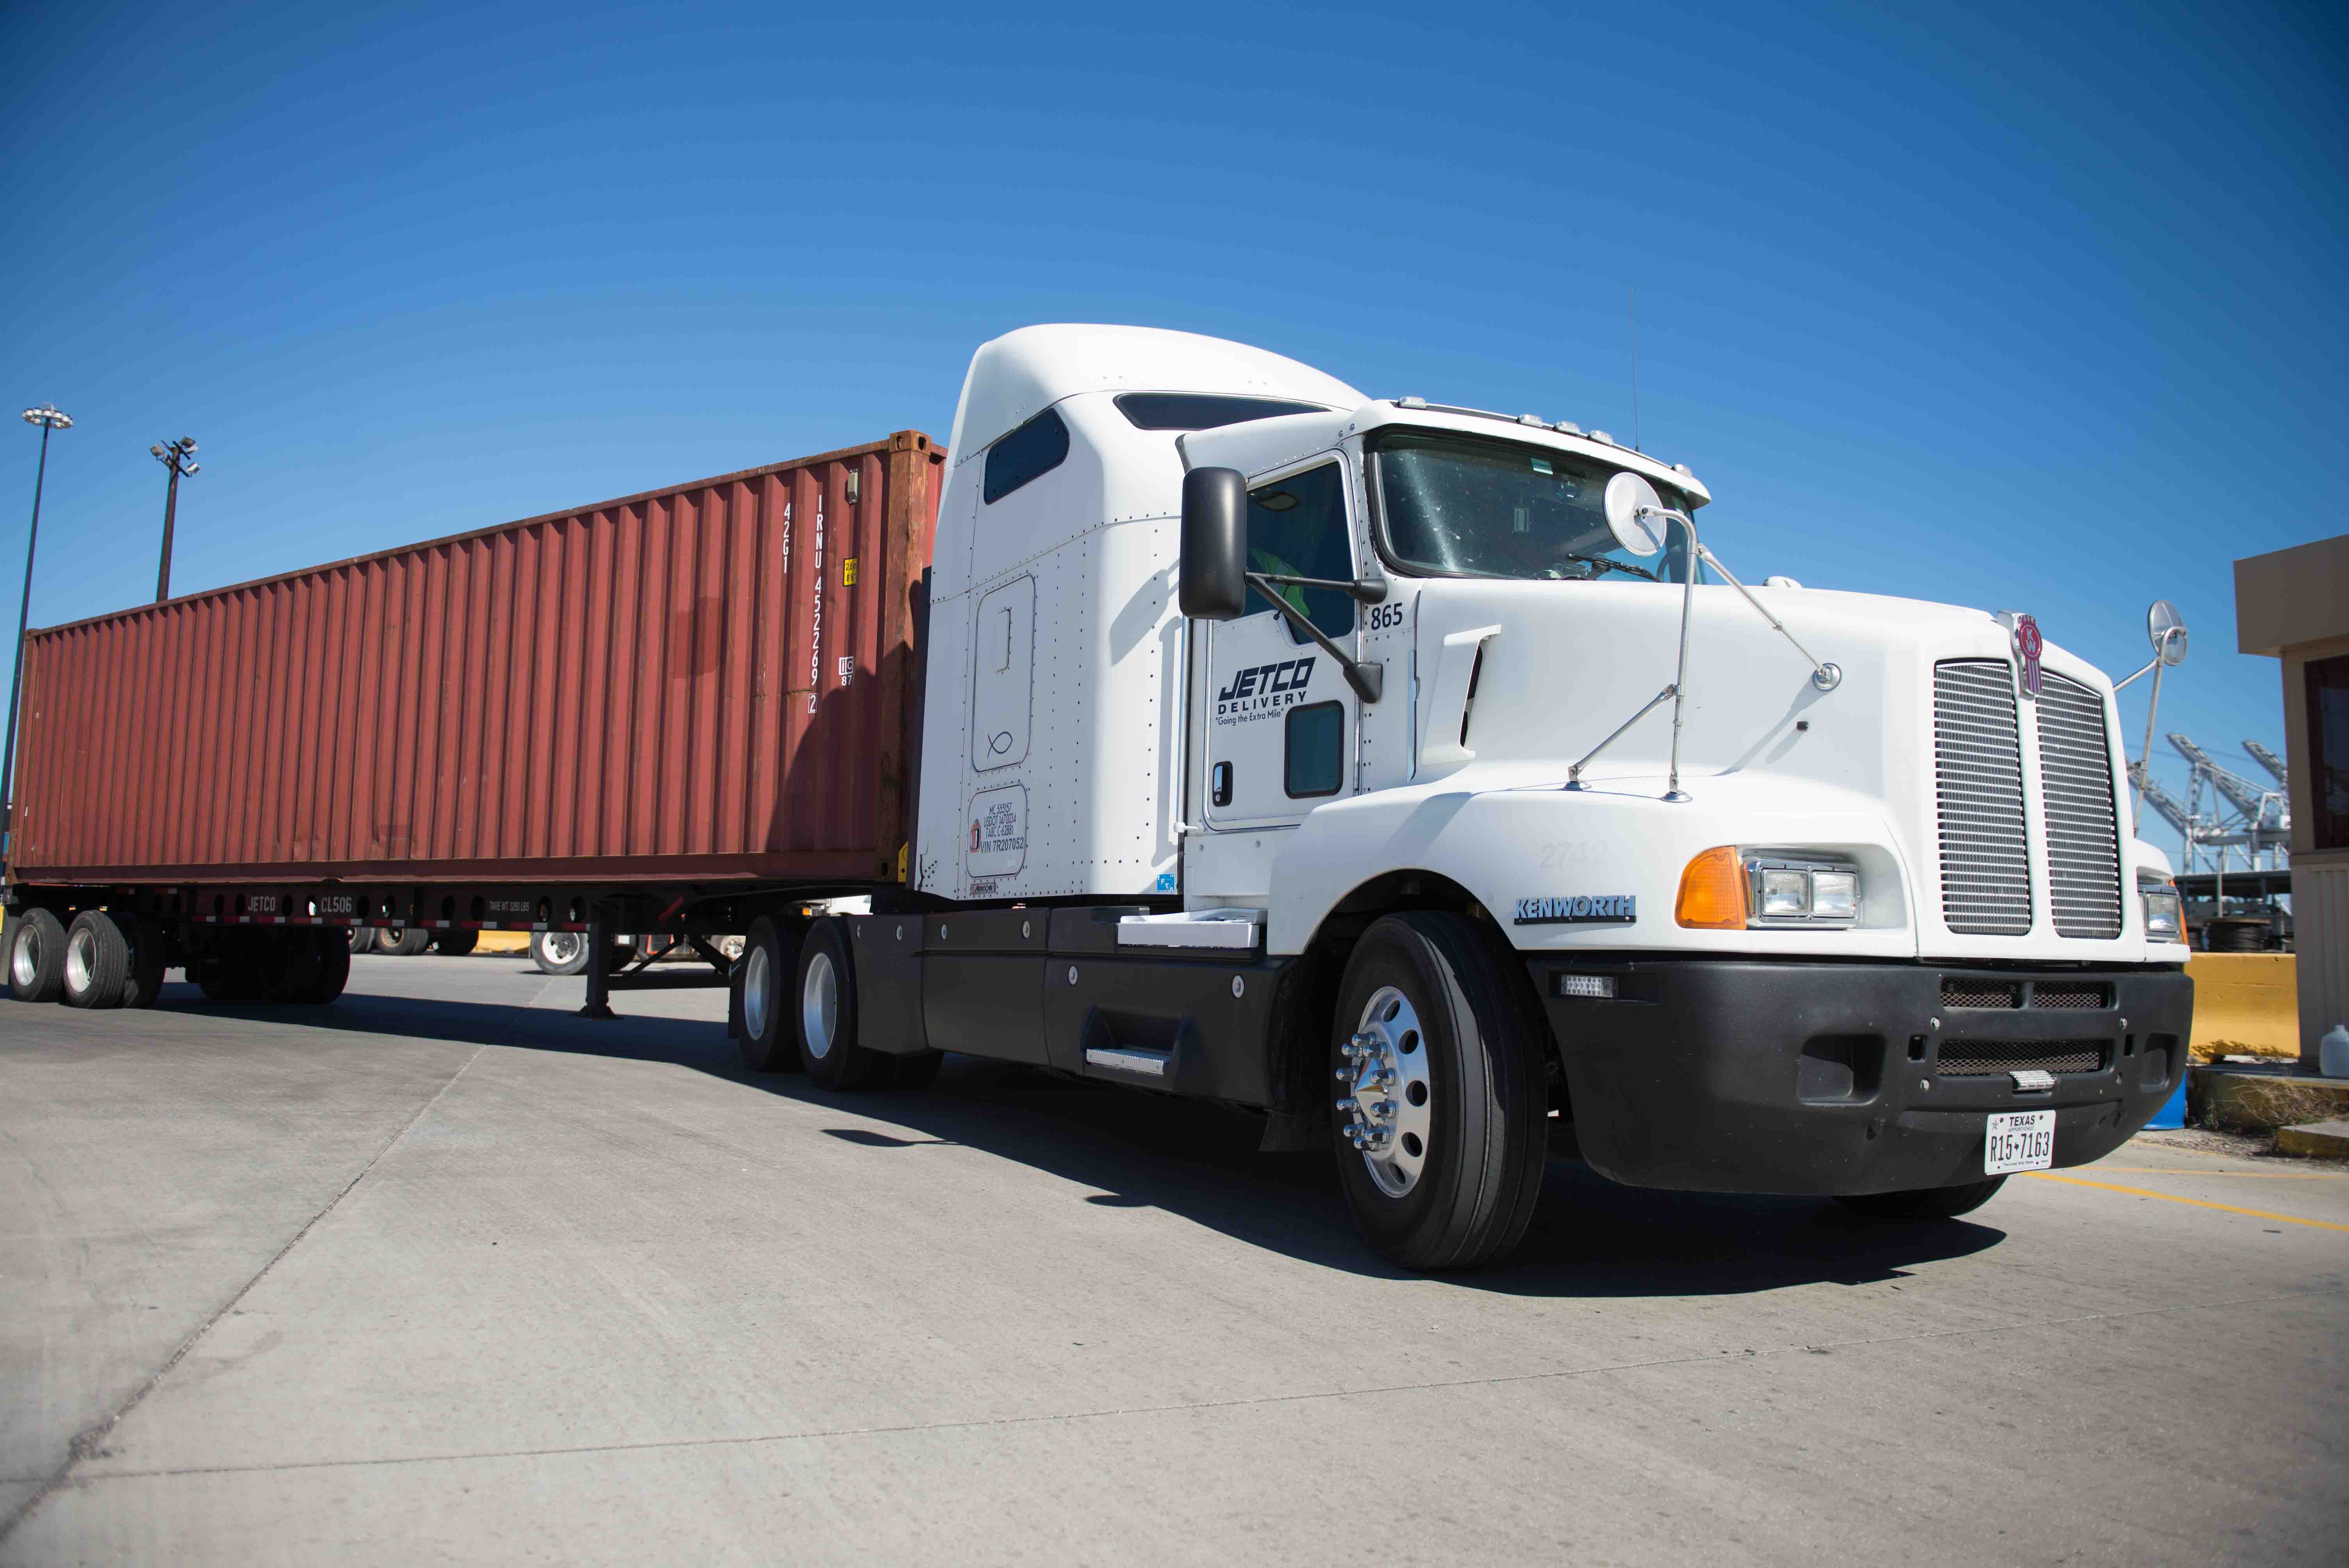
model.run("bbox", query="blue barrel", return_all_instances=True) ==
[2145,1075,2190,1130]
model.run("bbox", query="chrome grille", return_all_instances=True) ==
[1936,1039,2108,1078]
[1934,661,2032,935]
[2037,673,2124,939]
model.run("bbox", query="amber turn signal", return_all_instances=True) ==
[1675,845,1748,929]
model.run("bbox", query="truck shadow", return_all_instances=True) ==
[163,979,2004,1298]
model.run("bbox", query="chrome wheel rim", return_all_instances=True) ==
[540,931,583,967]
[1339,985,1434,1197]
[65,927,94,994]
[743,943,773,1041]
[802,949,838,1060]
[11,928,38,989]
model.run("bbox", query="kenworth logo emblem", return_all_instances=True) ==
[2011,612,2044,698]
[1514,894,1636,926]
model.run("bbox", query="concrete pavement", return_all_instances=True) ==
[3,955,2344,1564]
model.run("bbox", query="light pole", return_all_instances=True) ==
[5,404,72,863]
[150,435,198,602]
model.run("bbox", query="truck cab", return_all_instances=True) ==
[903,323,2192,1267]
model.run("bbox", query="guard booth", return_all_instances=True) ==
[2235,533,2349,1068]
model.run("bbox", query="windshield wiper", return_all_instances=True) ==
[1552,552,1657,582]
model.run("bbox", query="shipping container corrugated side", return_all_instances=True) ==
[10,431,944,886]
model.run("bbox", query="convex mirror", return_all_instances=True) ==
[2148,599,2188,666]
[1601,471,1668,557]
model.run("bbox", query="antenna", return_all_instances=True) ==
[1629,286,1641,451]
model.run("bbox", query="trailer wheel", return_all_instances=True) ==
[348,927,378,955]
[8,908,68,1003]
[119,917,169,1009]
[274,931,349,1005]
[196,939,268,1002]
[1329,912,1547,1271]
[736,916,803,1072]
[532,930,591,975]
[384,927,433,958]
[433,929,479,957]
[62,911,133,1009]
[1834,1176,2007,1221]
[796,918,888,1089]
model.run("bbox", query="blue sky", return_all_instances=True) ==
[4,0,2342,853]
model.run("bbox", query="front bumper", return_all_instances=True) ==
[1530,957,2193,1196]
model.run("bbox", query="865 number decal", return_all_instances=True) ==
[1367,603,1406,632]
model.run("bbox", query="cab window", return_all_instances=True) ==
[1246,463,1353,641]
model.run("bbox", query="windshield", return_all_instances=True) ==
[1371,432,1701,583]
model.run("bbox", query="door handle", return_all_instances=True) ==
[1211,761,1233,807]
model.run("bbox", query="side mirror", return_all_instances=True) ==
[1601,471,1666,556]
[1180,467,1248,620]
[2148,599,2188,666]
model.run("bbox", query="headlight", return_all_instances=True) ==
[1676,848,1862,930]
[2141,880,2183,943]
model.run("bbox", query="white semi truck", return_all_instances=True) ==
[9,321,2193,1271]
[734,324,2194,1269]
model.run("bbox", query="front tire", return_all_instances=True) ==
[795,918,888,1089]
[63,911,132,1009]
[8,908,67,1003]
[1835,1176,2007,1220]
[1330,912,1547,1271]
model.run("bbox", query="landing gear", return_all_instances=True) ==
[1330,912,1547,1271]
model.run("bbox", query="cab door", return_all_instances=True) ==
[1202,458,1359,829]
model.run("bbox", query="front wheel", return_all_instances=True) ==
[1330,912,1548,1271]
[1835,1176,2007,1221]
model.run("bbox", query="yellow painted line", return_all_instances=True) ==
[2085,1167,2349,1180]
[2024,1171,2349,1233]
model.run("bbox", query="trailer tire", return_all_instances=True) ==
[120,917,169,1009]
[887,1049,945,1091]
[1329,912,1547,1271]
[385,927,432,958]
[7,908,67,1003]
[433,929,479,957]
[736,916,802,1072]
[796,918,888,1089]
[196,940,268,1002]
[277,932,350,1005]
[1834,1176,2006,1221]
[531,930,591,975]
[348,926,377,955]
[63,911,133,1009]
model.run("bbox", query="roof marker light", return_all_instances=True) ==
[1397,396,1427,409]
[1590,429,1617,446]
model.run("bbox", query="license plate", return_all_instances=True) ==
[1985,1110,2055,1174]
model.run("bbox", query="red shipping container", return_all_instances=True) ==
[9,431,944,887]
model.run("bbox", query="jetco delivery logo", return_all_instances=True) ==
[1215,656,1316,724]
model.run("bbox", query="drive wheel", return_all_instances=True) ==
[7,908,67,1002]
[62,911,132,1009]
[119,916,169,1009]
[1330,912,1547,1270]
[1835,1176,2007,1220]
[796,918,888,1089]
[532,929,590,975]
[736,916,802,1073]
